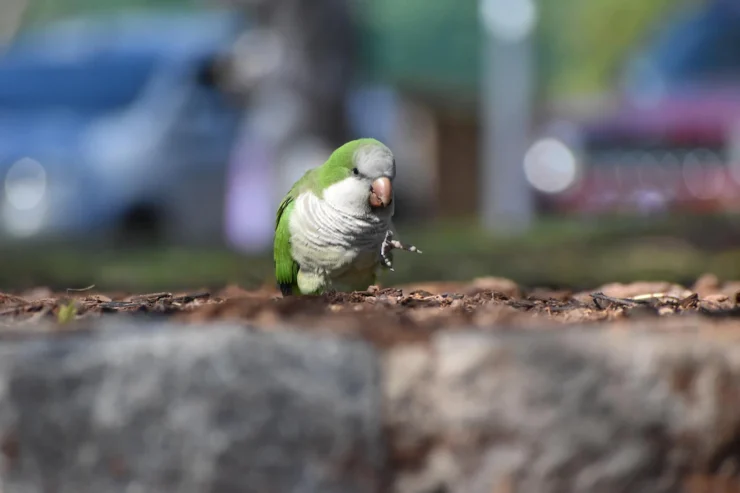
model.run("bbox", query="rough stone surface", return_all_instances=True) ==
[4,317,740,493]
[0,322,383,493]
[383,325,740,493]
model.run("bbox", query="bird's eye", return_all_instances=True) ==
[352,167,359,175]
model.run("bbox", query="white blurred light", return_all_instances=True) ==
[231,29,285,86]
[85,113,161,172]
[655,152,681,197]
[632,189,667,215]
[2,205,45,238]
[480,0,537,42]
[726,121,740,184]
[682,149,724,199]
[249,86,306,144]
[4,158,47,211]
[523,138,579,194]
[658,151,681,167]
[632,151,658,188]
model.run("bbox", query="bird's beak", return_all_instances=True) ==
[369,177,392,209]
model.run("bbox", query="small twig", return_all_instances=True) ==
[129,292,172,303]
[171,292,211,304]
[630,292,684,304]
[590,292,642,309]
[66,284,96,294]
[100,301,145,310]
[679,293,699,309]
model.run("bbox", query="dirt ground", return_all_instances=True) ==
[2,273,740,347]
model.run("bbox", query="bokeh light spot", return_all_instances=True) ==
[4,157,47,211]
[523,138,579,194]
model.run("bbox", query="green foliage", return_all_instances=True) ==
[57,302,78,325]
[355,0,698,100]
[355,0,480,98]
[20,0,196,27]
[537,0,700,98]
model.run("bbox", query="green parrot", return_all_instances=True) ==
[273,138,421,296]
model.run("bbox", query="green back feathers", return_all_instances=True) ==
[273,168,311,295]
[272,138,384,295]
[274,198,299,295]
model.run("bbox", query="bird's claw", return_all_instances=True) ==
[381,230,422,271]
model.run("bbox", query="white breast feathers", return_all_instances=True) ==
[288,191,390,274]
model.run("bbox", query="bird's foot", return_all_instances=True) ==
[381,230,422,271]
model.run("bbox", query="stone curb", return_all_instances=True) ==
[0,322,383,493]
[1,321,740,493]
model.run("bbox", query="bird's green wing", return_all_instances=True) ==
[274,198,299,295]
[273,169,315,296]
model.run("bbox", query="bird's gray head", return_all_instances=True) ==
[322,139,396,216]
[354,141,395,209]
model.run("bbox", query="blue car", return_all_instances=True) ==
[0,9,247,244]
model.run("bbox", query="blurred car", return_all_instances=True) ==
[0,9,247,245]
[530,0,740,216]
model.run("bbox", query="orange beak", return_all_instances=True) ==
[369,177,392,209]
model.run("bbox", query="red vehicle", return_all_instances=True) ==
[532,0,740,215]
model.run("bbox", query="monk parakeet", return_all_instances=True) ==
[273,138,421,296]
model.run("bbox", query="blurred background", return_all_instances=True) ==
[1,0,739,292]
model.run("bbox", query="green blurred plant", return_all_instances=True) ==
[57,301,78,325]
[539,0,701,98]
